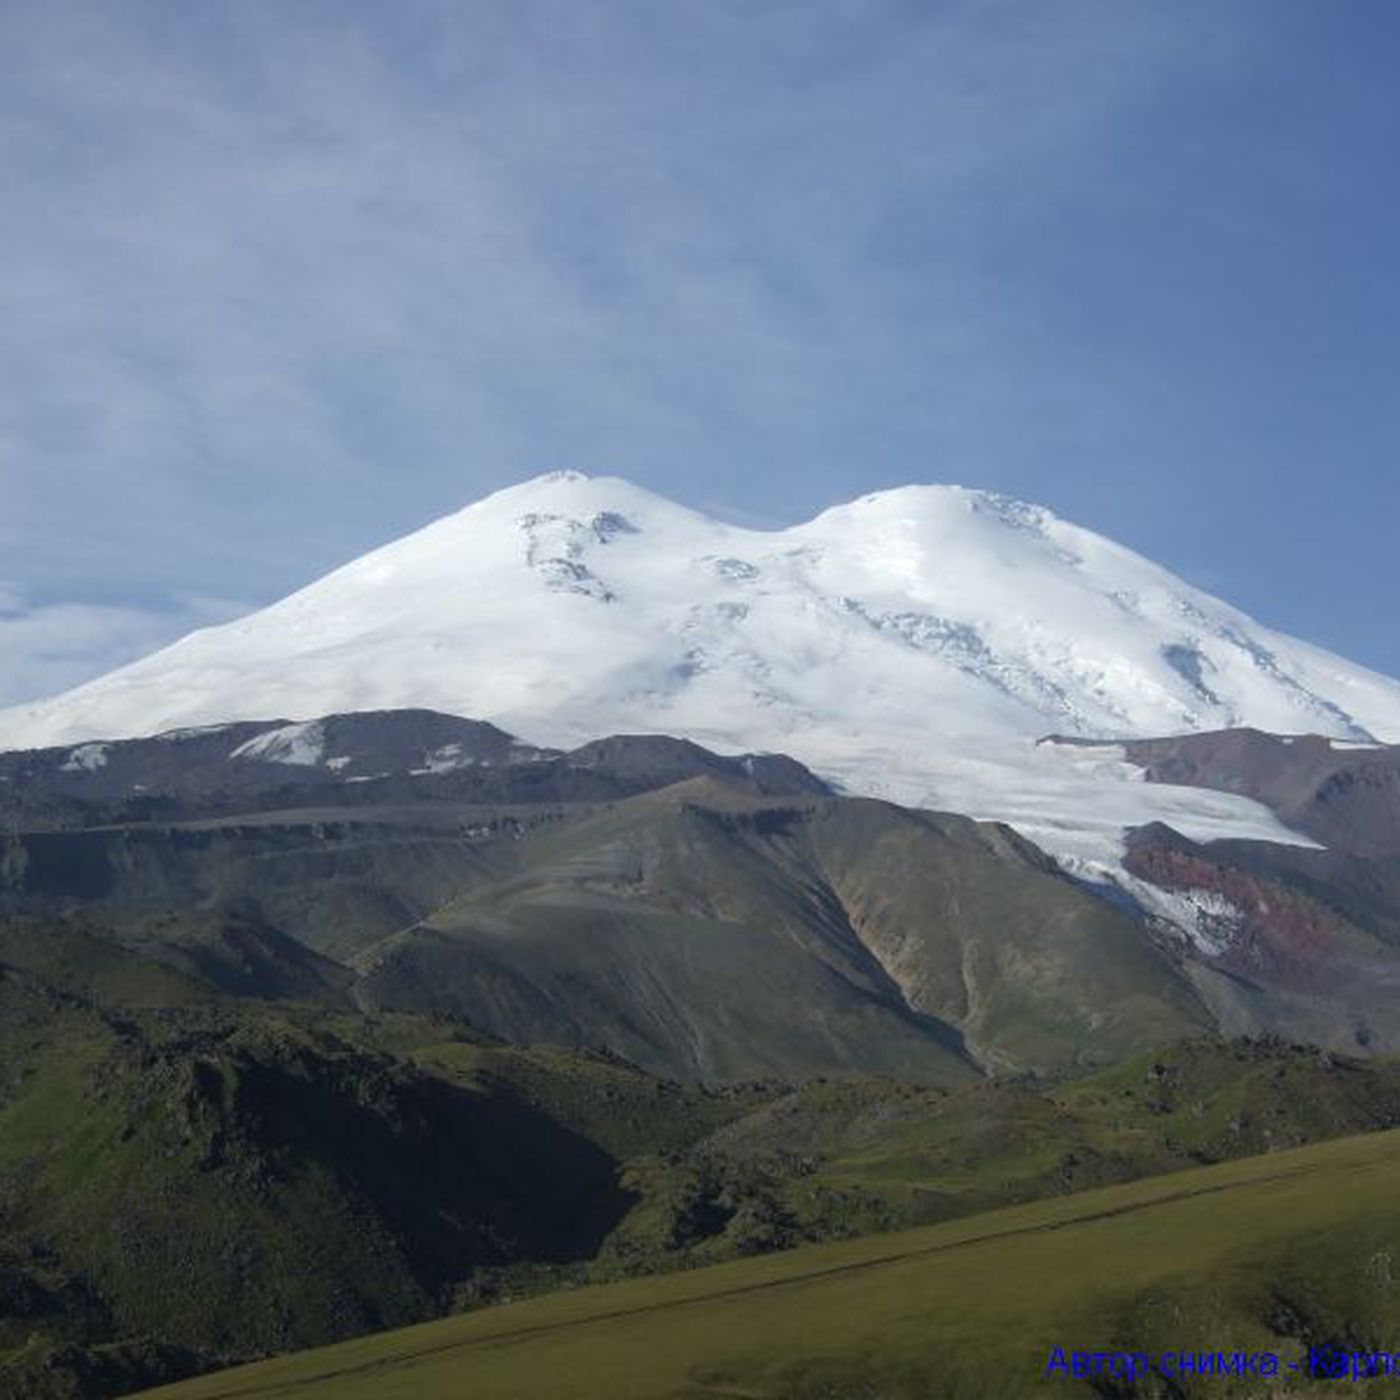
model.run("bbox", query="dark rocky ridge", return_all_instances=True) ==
[0,708,829,830]
[1119,727,1400,856]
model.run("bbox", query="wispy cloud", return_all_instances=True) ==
[12,0,1374,704]
[0,588,247,709]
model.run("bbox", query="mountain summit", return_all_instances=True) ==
[5,472,1400,874]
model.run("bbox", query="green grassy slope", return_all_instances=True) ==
[590,1037,1400,1268]
[134,1126,1400,1400]
[358,784,1209,1079]
[9,902,1400,1397]
[0,952,762,1397]
[798,798,1211,1073]
[8,915,1400,1399]
[6,771,1218,1082]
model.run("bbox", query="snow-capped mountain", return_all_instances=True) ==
[6,471,1400,878]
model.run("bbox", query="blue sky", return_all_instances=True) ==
[2,0,1397,705]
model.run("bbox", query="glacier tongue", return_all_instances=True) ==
[1,470,1397,875]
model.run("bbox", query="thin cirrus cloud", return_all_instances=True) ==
[0,589,247,710]
[5,0,1394,707]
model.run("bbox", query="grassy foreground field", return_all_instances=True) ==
[138,1127,1400,1400]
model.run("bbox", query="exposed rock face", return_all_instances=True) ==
[1122,729,1400,856]
[1123,819,1400,1054]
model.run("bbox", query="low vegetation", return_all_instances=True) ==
[135,1127,1400,1399]
[4,912,1400,1397]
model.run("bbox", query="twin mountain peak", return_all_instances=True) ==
[4,471,1399,882]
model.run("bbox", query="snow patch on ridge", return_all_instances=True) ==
[410,742,481,775]
[59,743,108,773]
[231,721,326,767]
[1117,877,1249,957]
[155,723,240,743]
